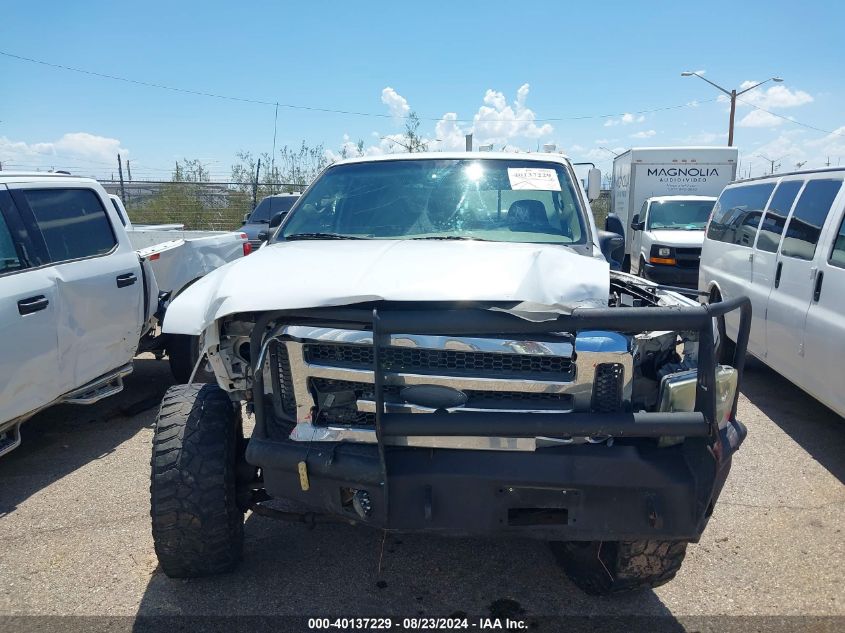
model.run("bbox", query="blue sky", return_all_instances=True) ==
[1,0,844,180]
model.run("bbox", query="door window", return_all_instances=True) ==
[781,179,843,260]
[707,183,775,246]
[21,188,117,263]
[829,212,845,269]
[0,212,23,273]
[756,180,803,253]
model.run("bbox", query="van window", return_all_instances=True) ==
[707,183,775,246]
[0,212,23,273]
[781,179,843,261]
[830,213,845,269]
[22,188,117,263]
[756,180,803,253]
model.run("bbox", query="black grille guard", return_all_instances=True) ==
[248,297,751,484]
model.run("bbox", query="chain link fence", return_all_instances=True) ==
[101,181,304,231]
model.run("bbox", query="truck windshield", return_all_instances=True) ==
[280,159,587,244]
[647,200,715,230]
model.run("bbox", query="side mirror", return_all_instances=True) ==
[269,211,287,229]
[630,214,645,231]
[605,213,625,238]
[257,229,270,243]
[243,212,251,223]
[597,230,625,270]
[587,168,601,201]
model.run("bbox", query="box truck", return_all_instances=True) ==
[610,147,738,270]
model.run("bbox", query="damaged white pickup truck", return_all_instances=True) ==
[0,173,248,457]
[152,153,750,594]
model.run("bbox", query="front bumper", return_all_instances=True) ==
[246,417,746,540]
[643,262,699,287]
[246,297,752,541]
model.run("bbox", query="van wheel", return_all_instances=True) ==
[711,290,736,364]
[551,540,688,595]
[168,334,214,383]
[150,384,244,578]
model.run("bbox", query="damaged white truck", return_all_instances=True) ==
[153,153,750,594]
[0,173,248,457]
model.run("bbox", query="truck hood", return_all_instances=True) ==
[163,240,610,335]
[647,229,705,248]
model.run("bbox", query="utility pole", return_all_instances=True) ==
[681,72,782,147]
[252,158,261,210]
[127,159,132,181]
[117,154,126,200]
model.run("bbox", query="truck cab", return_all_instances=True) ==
[629,195,716,287]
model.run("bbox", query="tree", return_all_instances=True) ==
[403,111,428,153]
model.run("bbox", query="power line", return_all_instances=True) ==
[0,49,714,124]
[736,97,845,137]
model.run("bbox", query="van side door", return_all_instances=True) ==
[0,188,61,425]
[9,183,144,393]
[701,182,774,341]
[765,177,843,387]
[800,187,845,415]
[749,179,803,355]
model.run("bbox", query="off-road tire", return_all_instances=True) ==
[150,383,244,578]
[552,540,688,595]
[167,334,214,383]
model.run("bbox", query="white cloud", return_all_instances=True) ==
[737,82,813,109]
[381,87,410,119]
[435,112,467,150]
[738,109,786,128]
[630,129,656,139]
[604,113,645,127]
[471,83,553,145]
[0,132,129,170]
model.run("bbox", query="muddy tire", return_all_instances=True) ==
[552,540,688,595]
[150,384,244,578]
[167,334,214,383]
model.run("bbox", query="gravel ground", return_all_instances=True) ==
[0,355,842,629]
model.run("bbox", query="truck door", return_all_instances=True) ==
[748,179,803,355]
[765,178,843,388]
[0,189,61,425]
[11,185,144,392]
[631,200,648,273]
[803,199,845,415]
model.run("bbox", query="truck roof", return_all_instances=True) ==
[332,151,572,167]
[646,194,717,202]
[0,171,97,184]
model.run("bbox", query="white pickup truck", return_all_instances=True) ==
[0,172,248,457]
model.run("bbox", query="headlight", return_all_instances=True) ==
[656,366,738,446]
[657,246,672,257]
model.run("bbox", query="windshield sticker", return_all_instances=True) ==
[507,168,561,191]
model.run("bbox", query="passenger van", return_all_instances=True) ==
[699,167,845,417]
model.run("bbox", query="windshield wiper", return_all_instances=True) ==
[284,232,365,241]
[410,235,491,241]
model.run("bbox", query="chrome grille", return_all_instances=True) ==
[267,325,633,442]
[304,343,574,378]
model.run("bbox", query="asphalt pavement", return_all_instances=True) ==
[0,355,842,630]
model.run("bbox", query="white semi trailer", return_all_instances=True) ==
[610,147,738,268]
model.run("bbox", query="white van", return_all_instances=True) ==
[699,167,845,417]
[628,195,716,287]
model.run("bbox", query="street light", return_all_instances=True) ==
[681,72,783,146]
[758,153,788,175]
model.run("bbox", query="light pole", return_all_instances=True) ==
[681,72,783,146]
